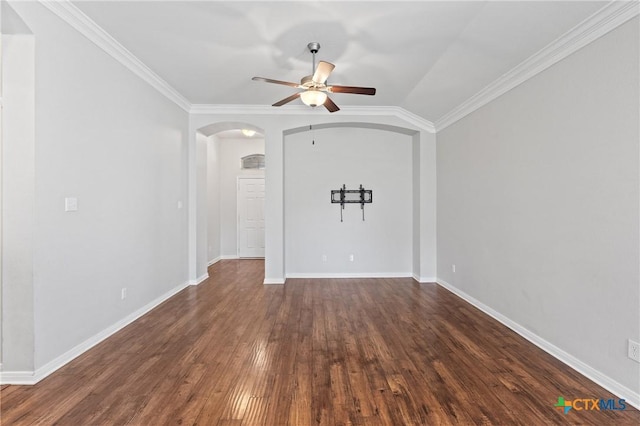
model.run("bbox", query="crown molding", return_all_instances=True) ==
[435,0,640,132]
[38,0,191,112]
[389,106,437,133]
[34,0,436,132]
[191,104,305,115]
[38,0,635,133]
[190,104,436,133]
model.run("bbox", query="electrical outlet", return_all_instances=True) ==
[629,339,640,363]
[452,264,456,273]
[121,288,127,300]
[64,197,78,212]
[349,254,354,262]
[322,254,327,262]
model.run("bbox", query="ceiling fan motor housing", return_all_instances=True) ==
[307,42,320,54]
[300,75,325,89]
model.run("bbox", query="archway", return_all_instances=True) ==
[189,114,435,286]
[196,121,266,277]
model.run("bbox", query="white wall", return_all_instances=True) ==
[206,136,221,263]
[5,2,189,373]
[217,137,265,257]
[195,131,208,282]
[2,34,35,372]
[437,17,639,395]
[416,131,437,281]
[284,127,412,276]
[192,114,437,283]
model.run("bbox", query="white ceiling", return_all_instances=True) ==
[215,129,263,139]
[71,1,609,122]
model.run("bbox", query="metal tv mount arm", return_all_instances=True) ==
[330,184,373,222]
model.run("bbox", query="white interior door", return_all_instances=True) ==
[237,177,265,258]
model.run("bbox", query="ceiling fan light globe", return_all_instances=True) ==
[300,90,327,107]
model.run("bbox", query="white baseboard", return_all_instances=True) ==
[220,255,239,260]
[0,280,191,385]
[285,272,413,279]
[263,278,285,285]
[436,278,640,410]
[0,370,37,385]
[188,273,209,286]
[413,275,437,283]
[208,256,221,266]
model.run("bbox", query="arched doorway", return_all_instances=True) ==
[197,122,266,267]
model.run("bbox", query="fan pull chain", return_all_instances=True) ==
[310,124,315,145]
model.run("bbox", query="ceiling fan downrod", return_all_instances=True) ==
[307,42,320,77]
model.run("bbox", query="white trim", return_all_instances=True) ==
[435,1,640,131]
[191,103,328,115]
[220,255,240,260]
[188,273,208,286]
[36,0,637,132]
[436,278,640,410]
[387,106,437,134]
[285,272,413,279]
[190,104,436,133]
[0,280,191,385]
[0,371,37,385]
[263,278,285,285]
[413,275,437,283]
[38,0,191,112]
[208,256,221,266]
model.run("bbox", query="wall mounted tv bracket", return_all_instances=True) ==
[330,184,373,222]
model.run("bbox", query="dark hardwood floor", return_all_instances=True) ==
[1,259,638,425]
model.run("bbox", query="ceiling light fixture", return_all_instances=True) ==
[300,89,327,107]
[252,42,375,113]
[241,129,256,137]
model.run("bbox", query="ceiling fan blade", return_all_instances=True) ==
[272,92,301,107]
[252,77,300,88]
[312,61,335,84]
[323,96,340,113]
[328,85,376,96]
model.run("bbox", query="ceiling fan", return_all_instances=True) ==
[252,42,376,113]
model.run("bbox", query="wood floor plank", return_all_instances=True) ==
[1,259,638,425]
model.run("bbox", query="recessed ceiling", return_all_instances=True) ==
[72,1,608,122]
